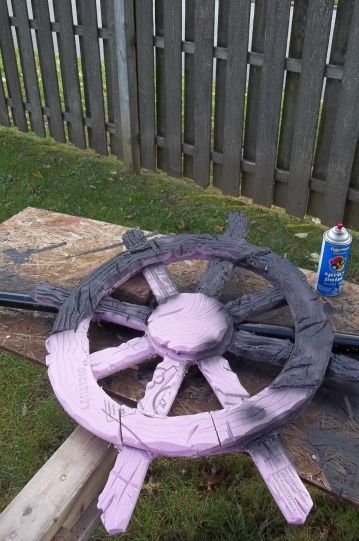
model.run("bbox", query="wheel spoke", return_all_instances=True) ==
[34,283,150,331]
[247,435,313,524]
[228,330,294,365]
[225,287,286,323]
[197,355,312,524]
[123,230,178,302]
[138,357,188,415]
[98,446,151,535]
[228,331,358,386]
[197,211,248,298]
[99,355,188,533]
[90,336,154,380]
[197,355,249,406]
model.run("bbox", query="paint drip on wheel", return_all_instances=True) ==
[315,223,352,297]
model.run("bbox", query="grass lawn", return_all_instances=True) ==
[0,127,359,540]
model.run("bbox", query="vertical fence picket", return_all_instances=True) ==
[0,69,10,126]
[12,0,45,137]
[0,0,27,131]
[53,0,86,149]
[183,0,195,179]
[135,0,155,169]
[163,0,182,176]
[322,1,359,226]
[113,0,140,170]
[252,0,290,207]
[213,0,229,188]
[193,0,215,187]
[286,0,333,218]
[32,0,65,142]
[155,0,165,170]
[221,0,250,195]
[76,0,107,155]
[241,0,266,198]
[101,0,123,159]
[309,0,354,218]
[275,0,308,207]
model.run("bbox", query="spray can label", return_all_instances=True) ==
[315,225,352,297]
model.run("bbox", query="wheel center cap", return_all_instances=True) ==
[147,292,232,361]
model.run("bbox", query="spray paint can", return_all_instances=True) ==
[315,223,352,297]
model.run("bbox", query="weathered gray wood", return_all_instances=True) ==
[135,0,155,169]
[229,331,359,387]
[0,68,10,127]
[226,287,286,323]
[163,0,182,177]
[253,0,290,206]
[155,0,166,170]
[221,0,250,195]
[193,0,215,186]
[275,0,309,207]
[113,0,140,170]
[33,282,151,331]
[212,0,229,188]
[322,0,359,225]
[54,0,86,149]
[310,0,353,203]
[76,0,107,155]
[286,0,333,218]
[32,0,65,142]
[101,0,123,159]
[183,0,195,179]
[197,212,248,297]
[12,0,45,137]
[241,0,266,198]
[0,0,27,131]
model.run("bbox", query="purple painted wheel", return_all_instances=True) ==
[46,232,333,457]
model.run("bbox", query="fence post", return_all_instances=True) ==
[113,0,141,172]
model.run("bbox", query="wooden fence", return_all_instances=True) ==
[0,1,359,229]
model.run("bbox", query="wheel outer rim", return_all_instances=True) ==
[46,235,333,456]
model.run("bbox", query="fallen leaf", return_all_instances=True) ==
[294,232,308,239]
[32,171,43,178]
[309,252,320,263]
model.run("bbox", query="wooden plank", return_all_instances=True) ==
[101,0,123,159]
[275,0,309,208]
[0,0,27,131]
[286,1,333,218]
[53,0,86,149]
[155,0,166,170]
[311,0,354,183]
[12,0,45,137]
[135,0,155,169]
[32,0,65,142]
[241,0,266,198]
[252,0,290,206]
[0,427,116,541]
[193,0,215,187]
[76,0,107,155]
[163,0,182,177]
[113,0,140,170]
[183,0,195,179]
[321,0,359,226]
[0,68,10,126]
[221,0,250,195]
[212,0,229,188]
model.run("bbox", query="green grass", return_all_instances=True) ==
[0,127,359,540]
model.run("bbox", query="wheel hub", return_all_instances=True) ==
[147,292,232,361]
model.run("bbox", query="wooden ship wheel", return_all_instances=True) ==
[34,212,333,535]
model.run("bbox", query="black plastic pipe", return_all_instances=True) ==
[0,291,358,350]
